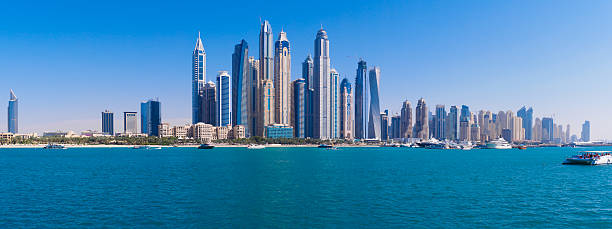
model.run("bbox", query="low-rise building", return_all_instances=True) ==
[192,122,214,142]
[0,132,14,141]
[264,124,294,139]
[159,123,172,137]
[230,125,246,139]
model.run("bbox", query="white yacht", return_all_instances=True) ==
[563,151,612,165]
[247,144,265,149]
[484,138,512,149]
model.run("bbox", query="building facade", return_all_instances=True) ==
[101,110,114,135]
[274,30,291,125]
[446,106,458,141]
[434,105,446,140]
[313,28,331,139]
[329,69,340,138]
[292,79,306,138]
[217,71,231,126]
[192,32,206,124]
[414,98,429,139]
[400,100,412,139]
[302,55,314,138]
[232,40,248,129]
[8,89,17,134]
[367,67,381,140]
[517,106,533,140]
[202,81,217,125]
[354,59,368,139]
[339,78,352,139]
[581,120,590,142]
[141,100,161,136]
[123,112,137,134]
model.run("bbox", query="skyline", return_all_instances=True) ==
[2,1,612,139]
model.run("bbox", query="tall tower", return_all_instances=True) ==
[313,28,331,139]
[8,90,17,134]
[367,67,381,140]
[581,120,590,142]
[339,78,353,139]
[192,32,206,124]
[435,105,446,140]
[217,71,231,126]
[354,59,368,139]
[400,100,412,139]
[302,55,314,138]
[274,30,291,125]
[260,20,275,130]
[292,79,307,138]
[459,105,470,141]
[446,106,458,140]
[249,57,261,136]
[141,99,161,136]
[329,69,340,138]
[123,111,137,134]
[232,40,248,129]
[101,110,114,135]
[414,98,429,139]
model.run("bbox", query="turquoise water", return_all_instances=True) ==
[1,147,612,228]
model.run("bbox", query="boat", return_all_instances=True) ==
[318,144,334,149]
[133,145,158,150]
[484,138,512,149]
[247,144,265,149]
[563,151,612,165]
[416,139,449,149]
[198,144,215,149]
[43,143,66,149]
[517,145,527,150]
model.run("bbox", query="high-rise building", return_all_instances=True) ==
[101,110,114,135]
[541,117,554,143]
[380,111,389,141]
[400,100,412,139]
[260,20,275,131]
[217,71,231,126]
[303,55,314,138]
[566,124,570,143]
[202,81,217,125]
[446,106,458,141]
[274,30,291,125]
[248,57,261,137]
[232,40,248,129]
[313,28,331,139]
[192,32,206,124]
[354,59,368,139]
[434,105,446,140]
[390,115,401,139]
[533,117,542,142]
[414,98,429,139]
[459,105,470,141]
[141,99,161,136]
[517,106,533,140]
[339,78,353,139]
[292,79,307,138]
[581,120,590,142]
[123,112,137,134]
[367,67,381,140]
[8,90,17,134]
[330,69,340,138]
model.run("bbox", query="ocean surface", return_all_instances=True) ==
[1,146,612,228]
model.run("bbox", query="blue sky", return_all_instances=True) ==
[1,0,611,139]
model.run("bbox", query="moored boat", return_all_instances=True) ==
[247,144,265,149]
[318,144,334,149]
[43,143,66,149]
[563,151,612,165]
[485,138,512,149]
[198,144,215,149]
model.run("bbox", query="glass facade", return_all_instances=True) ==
[192,33,206,124]
[101,110,114,135]
[141,100,161,136]
[354,59,368,139]
[293,79,306,138]
[217,71,231,126]
[232,40,248,128]
[265,125,294,139]
[8,90,17,134]
[367,67,381,140]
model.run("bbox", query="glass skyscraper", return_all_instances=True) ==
[232,40,247,129]
[367,67,381,140]
[313,28,331,139]
[274,30,291,125]
[8,89,17,134]
[192,32,206,124]
[434,105,446,140]
[141,99,161,136]
[517,106,533,140]
[329,69,339,139]
[339,78,352,139]
[581,120,590,142]
[302,55,314,138]
[101,110,114,135]
[217,71,231,127]
[542,117,554,143]
[354,59,368,139]
[292,79,306,138]
[260,20,275,130]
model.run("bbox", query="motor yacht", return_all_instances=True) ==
[484,138,512,149]
[563,151,612,165]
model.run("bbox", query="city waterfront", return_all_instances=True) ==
[2,147,612,227]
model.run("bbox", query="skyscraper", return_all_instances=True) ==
[390,115,401,139]
[302,55,314,138]
[446,106,458,141]
[533,117,542,142]
[274,30,291,125]
[192,32,206,124]
[232,40,248,129]
[459,105,470,141]
[581,120,590,142]
[434,105,446,140]
[202,81,217,125]
[380,111,389,141]
[330,69,340,138]
[249,57,261,136]
[102,110,114,135]
[414,98,429,139]
[123,112,137,134]
[8,90,17,134]
[517,106,533,140]
[260,20,275,131]
[292,79,306,138]
[313,28,331,139]
[217,71,231,126]
[339,78,353,139]
[542,117,554,143]
[141,99,161,136]
[354,59,368,139]
[400,100,412,139]
[367,67,381,140]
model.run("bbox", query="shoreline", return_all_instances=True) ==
[0,144,379,149]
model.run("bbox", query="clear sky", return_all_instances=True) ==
[1,0,611,139]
